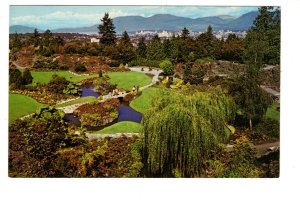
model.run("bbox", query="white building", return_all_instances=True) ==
[158,30,173,38]
[90,38,100,43]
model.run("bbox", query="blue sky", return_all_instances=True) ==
[10,6,259,29]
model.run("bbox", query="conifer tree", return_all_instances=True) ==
[98,13,116,46]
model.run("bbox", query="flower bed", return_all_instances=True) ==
[12,85,78,105]
[74,98,120,127]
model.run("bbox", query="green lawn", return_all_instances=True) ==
[55,96,98,108]
[266,102,280,122]
[106,71,152,91]
[130,87,159,114]
[31,71,98,84]
[93,121,143,134]
[9,93,46,123]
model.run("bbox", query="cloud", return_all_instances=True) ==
[10,6,258,29]
[10,10,131,28]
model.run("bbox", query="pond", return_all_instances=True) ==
[81,86,100,98]
[64,86,143,129]
[117,104,142,123]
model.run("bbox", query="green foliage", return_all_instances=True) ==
[128,58,160,67]
[146,36,164,61]
[22,69,33,85]
[194,57,214,65]
[181,27,190,40]
[195,26,220,59]
[63,83,82,95]
[33,56,68,70]
[9,33,23,50]
[80,113,103,127]
[98,13,116,46]
[183,63,206,85]
[74,63,87,72]
[265,103,280,122]
[47,75,70,94]
[159,60,174,75]
[137,37,147,58]
[225,74,272,128]
[220,34,244,62]
[9,107,68,177]
[224,136,261,178]
[9,68,23,87]
[251,6,280,64]
[253,118,280,140]
[142,88,236,177]
[54,136,143,177]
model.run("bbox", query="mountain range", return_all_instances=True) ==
[10,11,258,34]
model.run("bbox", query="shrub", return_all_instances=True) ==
[59,65,69,70]
[80,113,103,127]
[128,59,159,67]
[47,75,70,94]
[63,83,82,95]
[119,63,125,71]
[110,60,121,67]
[252,118,280,140]
[194,57,214,65]
[32,56,62,70]
[159,60,174,75]
[9,68,23,87]
[74,64,87,72]
[22,69,33,85]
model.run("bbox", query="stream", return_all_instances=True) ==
[63,86,143,130]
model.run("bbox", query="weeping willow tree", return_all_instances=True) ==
[142,87,236,177]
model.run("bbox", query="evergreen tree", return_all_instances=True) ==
[181,27,190,40]
[250,6,280,64]
[31,29,40,47]
[9,68,23,87]
[162,39,172,59]
[9,33,22,50]
[183,62,192,84]
[195,25,218,59]
[137,37,147,58]
[120,31,131,46]
[43,29,52,46]
[146,35,164,61]
[22,69,33,85]
[98,13,116,46]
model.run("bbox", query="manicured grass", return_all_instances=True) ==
[55,96,98,108]
[266,102,280,122]
[106,71,152,91]
[130,87,159,114]
[93,121,143,134]
[9,93,46,123]
[31,71,98,84]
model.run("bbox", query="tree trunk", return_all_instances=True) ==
[249,118,253,130]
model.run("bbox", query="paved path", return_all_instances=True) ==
[260,85,280,98]
[12,61,27,69]
[129,67,163,90]
[227,141,279,157]
[85,132,140,140]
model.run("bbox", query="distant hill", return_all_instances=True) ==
[10,11,259,34]
[9,25,40,34]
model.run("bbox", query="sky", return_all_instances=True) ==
[10,6,259,29]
